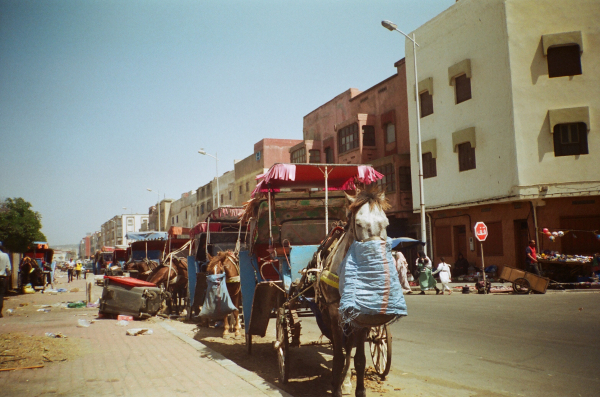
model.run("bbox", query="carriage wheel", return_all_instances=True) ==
[246,333,252,355]
[276,307,290,383]
[513,278,531,294]
[369,325,392,379]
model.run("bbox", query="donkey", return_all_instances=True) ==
[205,251,242,337]
[316,184,391,397]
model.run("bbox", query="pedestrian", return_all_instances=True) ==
[526,240,541,276]
[453,253,469,277]
[0,244,11,318]
[50,260,56,283]
[392,250,412,294]
[416,251,440,295]
[75,261,82,280]
[67,259,74,283]
[432,257,452,295]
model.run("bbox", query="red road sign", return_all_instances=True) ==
[474,222,488,242]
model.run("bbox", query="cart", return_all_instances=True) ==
[239,163,400,383]
[499,265,550,294]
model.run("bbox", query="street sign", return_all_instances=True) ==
[474,222,488,242]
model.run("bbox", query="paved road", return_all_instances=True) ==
[383,291,600,397]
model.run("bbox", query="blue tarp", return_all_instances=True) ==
[338,238,407,326]
[125,232,168,241]
[199,273,237,319]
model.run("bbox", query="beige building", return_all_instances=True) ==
[405,0,600,273]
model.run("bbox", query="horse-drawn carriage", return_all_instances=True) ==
[20,242,54,291]
[239,163,408,394]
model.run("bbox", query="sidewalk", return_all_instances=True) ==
[0,275,290,397]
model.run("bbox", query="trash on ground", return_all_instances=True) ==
[87,302,99,308]
[0,365,44,372]
[67,301,86,309]
[6,309,15,315]
[69,288,79,293]
[77,319,92,328]
[117,315,134,321]
[37,309,50,313]
[56,288,67,292]
[19,303,28,307]
[116,320,130,326]
[45,332,67,338]
[126,328,153,336]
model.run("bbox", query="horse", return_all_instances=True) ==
[146,257,188,315]
[124,258,159,281]
[20,257,45,289]
[316,184,391,397]
[205,251,242,337]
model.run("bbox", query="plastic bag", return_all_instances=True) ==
[77,319,91,327]
[199,273,237,319]
[126,328,153,336]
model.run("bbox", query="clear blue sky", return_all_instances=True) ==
[0,0,453,246]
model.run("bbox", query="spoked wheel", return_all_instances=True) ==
[246,333,252,355]
[368,324,392,379]
[276,307,290,383]
[513,278,531,294]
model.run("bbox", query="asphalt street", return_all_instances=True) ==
[381,291,600,397]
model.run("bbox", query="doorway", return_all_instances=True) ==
[453,225,467,261]
[514,219,529,269]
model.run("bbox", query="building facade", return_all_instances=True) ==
[298,61,418,237]
[101,213,150,247]
[405,0,600,271]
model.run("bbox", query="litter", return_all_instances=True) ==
[86,303,99,308]
[67,301,86,309]
[77,319,91,328]
[126,328,153,336]
[6,309,15,315]
[116,320,130,326]
[117,315,134,321]
[56,288,67,292]
[37,309,51,313]
[45,332,67,338]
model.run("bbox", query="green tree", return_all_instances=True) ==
[0,197,47,253]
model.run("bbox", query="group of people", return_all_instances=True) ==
[66,259,83,282]
[392,249,453,295]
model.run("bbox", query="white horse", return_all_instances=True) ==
[316,184,391,397]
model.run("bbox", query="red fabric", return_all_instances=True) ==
[104,276,157,287]
[189,222,222,239]
[251,163,384,197]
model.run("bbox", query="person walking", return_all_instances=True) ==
[0,245,11,318]
[526,240,541,276]
[75,261,82,280]
[392,250,412,294]
[432,257,452,295]
[67,259,74,283]
[416,251,440,295]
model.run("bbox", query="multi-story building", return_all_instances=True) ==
[404,0,600,270]
[147,199,172,232]
[78,234,91,259]
[234,138,303,205]
[101,213,150,247]
[296,60,417,237]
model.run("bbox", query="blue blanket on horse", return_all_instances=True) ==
[338,238,407,327]
[199,273,237,319]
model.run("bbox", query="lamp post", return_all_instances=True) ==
[382,20,427,251]
[147,189,161,231]
[198,149,220,208]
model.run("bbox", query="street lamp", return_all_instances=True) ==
[381,19,427,251]
[147,188,161,231]
[198,148,220,208]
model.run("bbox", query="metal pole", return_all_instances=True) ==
[324,165,329,235]
[412,32,427,253]
[157,191,161,232]
[481,242,487,294]
[268,190,273,247]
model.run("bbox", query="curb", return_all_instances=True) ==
[161,322,293,397]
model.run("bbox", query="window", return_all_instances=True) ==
[309,149,320,163]
[398,167,412,191]
[228,191,232,200]
[127,219,133,225]
[420,91,433,117]
[201,204,204,214]
[362,125,375,146]
[185,211,187,219]
[548,45,582,78]
[385,123,396,144]
[375,163,395,193]
[246,182,249,192]
[291,147,306,163]
[220,194,224,203]
[423,152,437,178]
[255,151,261,161]
[239,185,242,194]
[197,206,199,217]
[458,142,476,171]
[207,201,212,212]
[455,74,471,104]
[553,122,588,156]
[338,123,359,153]
[325,147,334,164]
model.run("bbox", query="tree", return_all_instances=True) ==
[0,197,47,253]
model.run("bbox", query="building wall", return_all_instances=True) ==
[406,0,517,210]
[506,0,600,194]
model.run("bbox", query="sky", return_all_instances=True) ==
[0,0,454,246]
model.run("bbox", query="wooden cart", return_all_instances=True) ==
[499,265,550,294]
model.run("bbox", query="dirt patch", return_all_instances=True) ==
[0,332,87,370]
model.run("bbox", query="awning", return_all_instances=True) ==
[251,163,384,197]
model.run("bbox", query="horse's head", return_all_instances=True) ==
[345,184,390,242]
[206,252,225,275]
